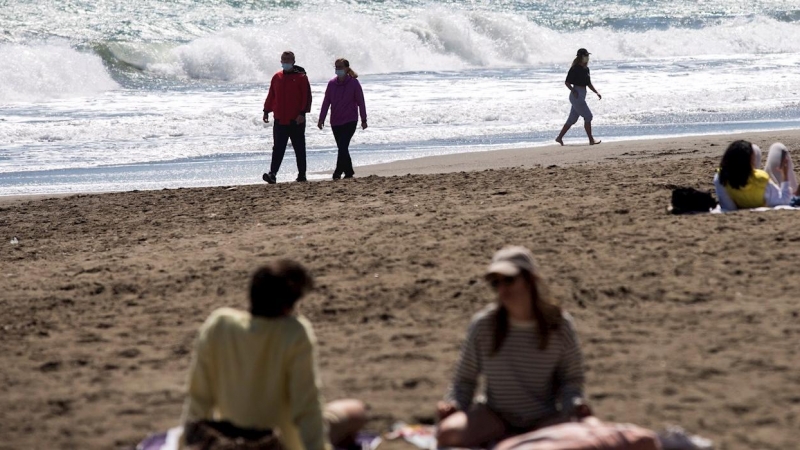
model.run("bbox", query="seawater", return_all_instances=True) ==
[2,0,800,195]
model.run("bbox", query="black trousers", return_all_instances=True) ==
[331,121,358,178]
[270,120,306,178]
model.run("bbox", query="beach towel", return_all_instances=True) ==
[385,423,437,450]
[710,205,800,213]
[492,418,660,450]
[137,428,382,450]
[386,421,712,450]
[668,203,800,214]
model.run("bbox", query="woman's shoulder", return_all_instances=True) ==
[471,303,497,320]
[556,310,581,339]
[560,310,577,326]
[467,304,497,330]
[753,169,770,180]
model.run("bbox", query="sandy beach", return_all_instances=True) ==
[1,130,799,450]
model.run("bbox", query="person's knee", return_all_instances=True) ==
[435,424,465,447]
[330,399,367,430]
[566,117,578,126]
[345,399,367,429]
[584,116,593,124]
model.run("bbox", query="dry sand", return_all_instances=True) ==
[1,131,799,450]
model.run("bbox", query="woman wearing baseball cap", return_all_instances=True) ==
[555,48,602,146]
[435,246,589,447]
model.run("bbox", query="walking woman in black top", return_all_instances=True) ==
[555,48,602,146]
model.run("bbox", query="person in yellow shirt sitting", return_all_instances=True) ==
[713,139,800,211]
[180,259,366,450]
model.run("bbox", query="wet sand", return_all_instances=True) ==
[1,130,799,450]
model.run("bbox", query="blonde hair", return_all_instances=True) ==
[336,58,358,79]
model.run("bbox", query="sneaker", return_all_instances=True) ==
[262,172,277,184]
[343,173,354,179]
[332,172,342,180]
[295,176,307,182]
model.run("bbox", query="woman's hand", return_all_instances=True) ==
[262,112,269,123]
[436,401,457,420]
[781,154,790,182]
[596,93,602,100]
[361,121,368,130]
[296,114,306,124]
[317,120,324,130]
[572,399,593,420]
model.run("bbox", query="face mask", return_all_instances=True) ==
[281,63,293,71]
[583,56,589,64]
[335,69,346,77]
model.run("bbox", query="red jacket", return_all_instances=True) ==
[263,66,312,123]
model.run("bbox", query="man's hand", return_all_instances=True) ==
[296,114,306,124]
[572,399,593,420]
[361,121,368,130]
[436,401,457,421]
[596,93,602,100]
[317,120,324,130]
[262,112,269,123]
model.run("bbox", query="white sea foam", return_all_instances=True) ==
[0,42,119,103]
[136,12,800,83]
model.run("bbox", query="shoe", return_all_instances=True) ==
[343,174,354,179]
[295,176,307,182]
[262,172,276,184]
[332,172,342,180]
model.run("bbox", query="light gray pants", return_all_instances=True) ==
[565,86,593,125]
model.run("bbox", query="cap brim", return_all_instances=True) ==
[486,261,521,277]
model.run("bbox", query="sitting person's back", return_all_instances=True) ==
[180,260,365,450]
[183,307,324,450]
[713,140,798,211]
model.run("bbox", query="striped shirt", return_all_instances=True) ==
[446,305,585,429]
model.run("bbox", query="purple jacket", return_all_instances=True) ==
[318,76,367,127]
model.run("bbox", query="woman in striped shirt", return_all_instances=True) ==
[436,246,590,447]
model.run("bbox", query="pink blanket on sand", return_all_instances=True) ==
[493,418,661,450]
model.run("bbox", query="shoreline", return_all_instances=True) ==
[358,128,800,177]
[3,128,800,205]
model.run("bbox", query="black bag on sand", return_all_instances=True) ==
[669,187,717,214]
[184,420,284,450]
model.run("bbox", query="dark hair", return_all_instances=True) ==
[249,260,313,318]
[492,270,562,353]
[718,140,755,189]
[281,50,295,60]
[335,57,358,79]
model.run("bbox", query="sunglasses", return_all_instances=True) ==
[488,275,518,289]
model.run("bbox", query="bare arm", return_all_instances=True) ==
[587,82,601,99]
[445,320,482,411]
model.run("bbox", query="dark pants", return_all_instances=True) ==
[270,120,307,178]
[332,121,357,178]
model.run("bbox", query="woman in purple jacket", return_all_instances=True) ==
[318,58,368,180]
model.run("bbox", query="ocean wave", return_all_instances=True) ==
[98,11,800,83]
[0,42,119,103]
[3,10,800,91]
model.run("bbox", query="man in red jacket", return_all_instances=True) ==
[262,51,312,183]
